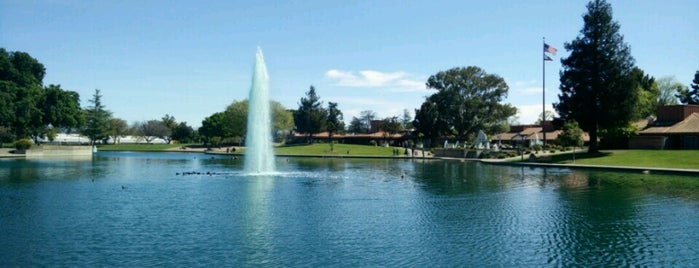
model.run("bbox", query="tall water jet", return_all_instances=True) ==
[244,48,275,173]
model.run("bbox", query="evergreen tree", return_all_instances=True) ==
[326,102,344,151]
[293,86,326,142]
[677,71,699,104]
[81,89,112,144]
[555,0,637,153]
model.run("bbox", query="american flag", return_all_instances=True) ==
[544,43,557,55]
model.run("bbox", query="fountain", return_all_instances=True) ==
[244,47,275,173]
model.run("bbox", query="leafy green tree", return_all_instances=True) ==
[413,101,444,147]
[198,100,293,145]
[199,112,227,145]
[0,49,45,88]
[135,120,171,144]
[347,116,365,134]
[171,122,195,143]
[380,116,401,144]
[656,76,683,107]
[108,118,129,144]
[627,68,659,120]
[81,89,112,145]
[0,49,46,141]
[425,66,516,139]
[1,50,86,142]
[676,71,699,104]
[535,110,555,125]
[555,0,637,153]
[41,84,84,136]
[558,121,584,161]
[224,100,248,139]
[271,101,294,142]
[293,86,326,141]
[159,114,184,144]
[0,126,12,143]
[326,102,344,151]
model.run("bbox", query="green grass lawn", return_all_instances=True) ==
[275,143,397,156]
[97,143,187,151]
[548,149,699,170]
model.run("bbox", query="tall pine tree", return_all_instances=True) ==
[81,89,112,145]
[293,86,326,142]
[555,0,637,153]
[677,71,699,104]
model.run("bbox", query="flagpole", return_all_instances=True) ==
[542,37,547,150]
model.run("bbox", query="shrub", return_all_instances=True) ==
[369,140,377,146]
[14,138,32,150]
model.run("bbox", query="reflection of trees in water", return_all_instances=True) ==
[289,158,408,175]
[552,171,650,266]
[411,161,525,195]
[2,158,94,182]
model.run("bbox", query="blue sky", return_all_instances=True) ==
[2,0,697,127]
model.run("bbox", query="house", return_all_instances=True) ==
[494,121,590,148]
[631,105,699,149]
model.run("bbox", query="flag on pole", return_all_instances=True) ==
[544,43,557,55]
[544,55,553,61]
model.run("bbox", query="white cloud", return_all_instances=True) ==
[325,69,426,92]
[516,104,558,124]
[508,79,544,95]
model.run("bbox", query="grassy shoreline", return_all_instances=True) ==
[96,144,699,170]
[541,150,699,170]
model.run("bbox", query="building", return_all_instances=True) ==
[494,121,590,148]
[631,105,699,149]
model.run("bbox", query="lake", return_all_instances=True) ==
[1,151,698,266]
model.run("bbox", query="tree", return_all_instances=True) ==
[380,116,401,144]
[198,100,294,145]
[293,86,326,142]
[171,122,195,143]
[555,0,637,153]
[224,100,248,140]
[676,71,699,104]
[425,66,516,139]
[108,118,129,144]
[557,121,584,161]
[655,76,683,107]
[41,84,84,138]
[161,114,177,130]
[535,110,555,125]
[359,110,376,133]
[0,49,46,141]
[199,112,227,145]
[81,89,112,145]
[628,68,659,119]
[401,109,413,130]
[135,120,171,144]
[271,102,294,142]
[413,101,444,148]
[326,102,344,151]
[347,117,365,134]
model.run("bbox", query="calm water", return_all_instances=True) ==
[1,152,698,266]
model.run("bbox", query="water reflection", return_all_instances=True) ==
[0,154,697,266]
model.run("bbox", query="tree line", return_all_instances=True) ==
[0,48,198,145]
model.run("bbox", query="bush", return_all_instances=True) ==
[14,138,32,150]
[369,140,377,146]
